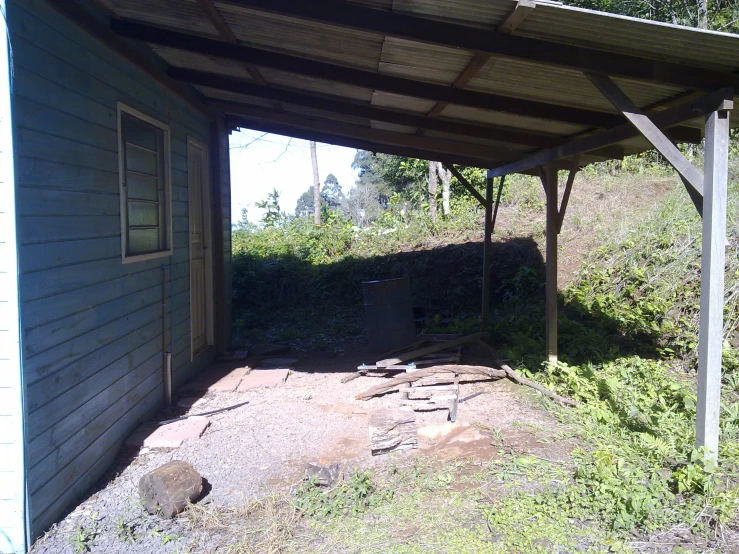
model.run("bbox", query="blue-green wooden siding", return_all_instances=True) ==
[8,0,219,539]
[0,0,27,550]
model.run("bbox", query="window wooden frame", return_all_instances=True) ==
[118,103,173,263]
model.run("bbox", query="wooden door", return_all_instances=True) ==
[188,139,212,358]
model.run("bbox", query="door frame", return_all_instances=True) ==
[187,137,214,360]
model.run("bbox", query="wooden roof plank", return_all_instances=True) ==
[218,0,739,91]
[111,18,628,128]
[227,116,500,168]
[178,68,567,147]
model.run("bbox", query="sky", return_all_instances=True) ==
[229,130,361,225]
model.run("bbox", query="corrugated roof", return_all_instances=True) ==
[94,0,739,172]
[518,3,739,71]
[215,4,385,70]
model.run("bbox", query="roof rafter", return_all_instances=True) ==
[219,0,739,91]
[216,103,518,162]
[174,67,571,148]
[229,114,610,175]
[487,87,733,177]
[227,116,500,169]
[111,18,627,128]
[194,0,269,86]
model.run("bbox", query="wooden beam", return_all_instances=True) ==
[218,0,739,91]
[491,174,506,234]
[482,177,494,325]
[221,103,515,162]
[185,71,567,148]
[423,0,533,124]
[111,19,627,128]
[696,108,730,463]
[228,116,495,169]
[47,1,209,117]
[194,0,270,86]
[586,74,705,204]
[487,87,733,177]
[425,53,491,119]
[498,0,536,34]
[544,164,558,363]
[557,154,580,233]
[443,164,489,208]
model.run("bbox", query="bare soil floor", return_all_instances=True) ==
[30,344,575,554]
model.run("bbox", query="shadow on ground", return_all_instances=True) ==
[232,236,663,369]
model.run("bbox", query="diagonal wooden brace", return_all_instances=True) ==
[444,163,489,208]
[538,155,580,234]
[558,154,580,233]
[585,73,706,216]
[491,174,506,234]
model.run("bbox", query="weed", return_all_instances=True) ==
[149,526,179,546]
[67,513,100,554]
[295,471,392,518]
[113,513,140,544]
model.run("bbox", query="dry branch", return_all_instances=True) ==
[355,365,505,400]
[355,360,578,407]
[475,340,579,407]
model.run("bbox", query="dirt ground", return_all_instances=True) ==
[30,343,575,554]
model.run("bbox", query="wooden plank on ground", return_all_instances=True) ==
[376,332,485,368]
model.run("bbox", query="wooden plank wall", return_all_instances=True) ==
[0,0,27,549]
[9,0,220,537]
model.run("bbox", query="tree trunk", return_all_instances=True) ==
[440,164,451,217]
[696,0,708,28]
[310,141,321,225]
[428,160,438,221]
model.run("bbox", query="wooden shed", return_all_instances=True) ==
[1,0,737,550]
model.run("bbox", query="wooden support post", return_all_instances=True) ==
[696,108,730,462]
[544,164,559,364]
[482,173,495,325]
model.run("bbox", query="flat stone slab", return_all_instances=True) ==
[261,357,299,366]
[126,417,210,449]
[236,369,289,391]
[207,366,252,392]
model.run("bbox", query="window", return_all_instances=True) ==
[118,104,172,263]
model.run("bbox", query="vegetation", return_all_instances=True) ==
[227,138,739,550]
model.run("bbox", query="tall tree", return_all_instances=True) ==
[310,141,321,225]
[295,187,316,217]
[439,163,452,217]
[428,160,438,221]
[321,173,345,208]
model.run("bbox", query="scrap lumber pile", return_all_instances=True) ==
[341,332,482,383]
[352,333,578,408]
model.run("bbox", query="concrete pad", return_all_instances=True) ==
[207,366,252,392]
[126,417,210,449]
[237,369,289,391]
